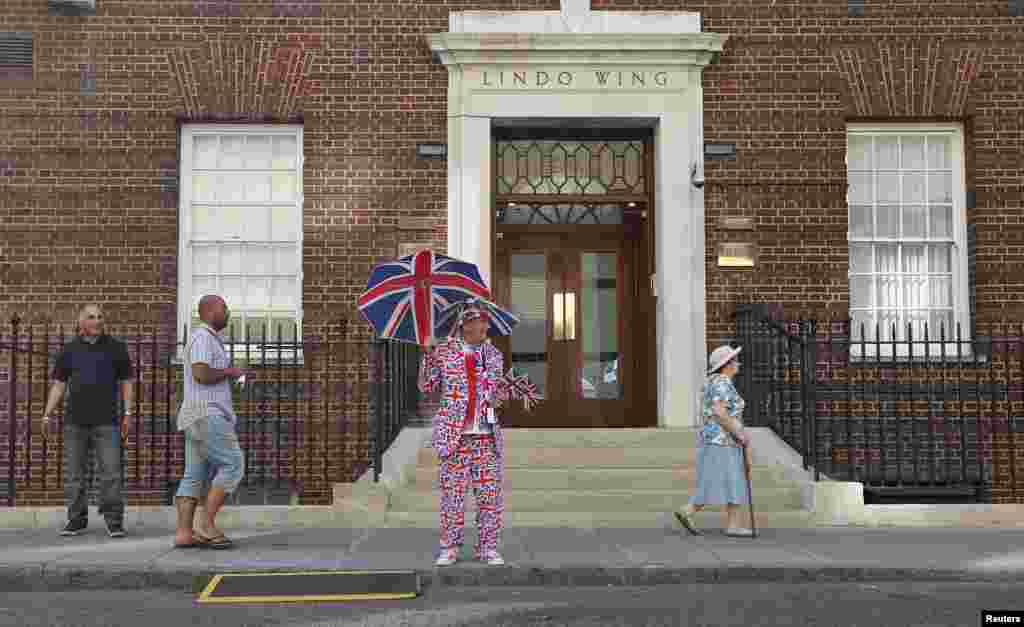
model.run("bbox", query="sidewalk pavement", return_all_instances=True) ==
[3,523,1024,593]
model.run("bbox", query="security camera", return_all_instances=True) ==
[691,163,705,189]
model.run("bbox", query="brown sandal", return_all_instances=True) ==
[195,532,234,549]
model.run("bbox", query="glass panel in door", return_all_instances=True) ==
[578,252,621,400]
[508,253,548,400]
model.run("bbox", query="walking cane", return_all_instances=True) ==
[742,442,757,538]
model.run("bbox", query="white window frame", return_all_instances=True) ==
[176,124,305,365]
[846,123,970,361]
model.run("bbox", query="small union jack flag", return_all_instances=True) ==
[358,249,491,346]
[497,367,540,412]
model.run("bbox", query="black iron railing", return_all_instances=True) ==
[0,316,393,506]
[735,304,1024,504]
[734,304,820,480]
[369,339,422,483]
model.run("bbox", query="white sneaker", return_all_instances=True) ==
[435,548,458,567]
[482,551,505,566]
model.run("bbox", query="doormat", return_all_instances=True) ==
[196,570,421,604]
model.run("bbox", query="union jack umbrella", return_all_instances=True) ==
[357,249,491,346]
[497,367,541,412]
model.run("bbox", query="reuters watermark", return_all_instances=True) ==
[983,611,1024,625]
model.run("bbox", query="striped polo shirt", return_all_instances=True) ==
[183,324,237,423]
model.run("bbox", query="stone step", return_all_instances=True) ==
[417,444,706,468]
[496,428,701,448]
[410,465,795,491]
[389,486,804,513]
[382,509,818,529]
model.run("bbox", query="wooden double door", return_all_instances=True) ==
[492,213,654,428]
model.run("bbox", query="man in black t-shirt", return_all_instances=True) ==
[42,304,135,538]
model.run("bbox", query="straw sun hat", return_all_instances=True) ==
[707,345,742,374]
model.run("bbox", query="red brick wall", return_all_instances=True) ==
[2,0,1023,503]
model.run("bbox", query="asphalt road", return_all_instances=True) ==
[1,582,1021,627]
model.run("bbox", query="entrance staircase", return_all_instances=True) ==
[382,429,816,528]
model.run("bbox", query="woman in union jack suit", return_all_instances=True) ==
[418,302,507,567]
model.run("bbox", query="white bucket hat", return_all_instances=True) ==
[708,345,742,374]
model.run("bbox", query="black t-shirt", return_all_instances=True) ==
[52,335,135,426]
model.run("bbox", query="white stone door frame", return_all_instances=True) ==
[427,14,726,429]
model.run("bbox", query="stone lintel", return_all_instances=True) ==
[427,32,728,68]
[448,10,702,35]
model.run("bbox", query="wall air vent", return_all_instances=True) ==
[48,0,97,16]
[0,33,32,80]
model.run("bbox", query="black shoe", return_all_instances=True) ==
[60,519,87,536]
[104,519,126,538]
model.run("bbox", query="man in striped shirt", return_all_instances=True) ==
[173,294,246,550]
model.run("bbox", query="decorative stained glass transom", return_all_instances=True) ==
[495,140,646,195]
[497,203,627,225]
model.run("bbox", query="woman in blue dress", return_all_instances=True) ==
[674,345,754,537]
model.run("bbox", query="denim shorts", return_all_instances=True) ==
[175,413,245,498]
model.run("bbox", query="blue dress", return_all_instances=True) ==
[689,374,750,506]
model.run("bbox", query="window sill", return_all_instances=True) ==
[832,339,984,366]
[846,353,986,367]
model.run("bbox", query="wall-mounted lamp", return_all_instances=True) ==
[691,163,705,189]
[416,144,447,159]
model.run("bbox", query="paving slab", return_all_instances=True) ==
[31,536,172,567]
[516,527,636,567]
[589,527,725,567]
[0,528,54,548]
[342,527,449,570]
[770,528,1024,570]
[699,542,830,568]
[668,527,833,567]
[0,562,45,589]
[227,526,369,549]
[0,534,155,566]
[155,550,354,574]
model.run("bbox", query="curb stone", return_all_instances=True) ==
[2,565,1023,593]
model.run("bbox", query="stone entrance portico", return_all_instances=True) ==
[427,2,727,428]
